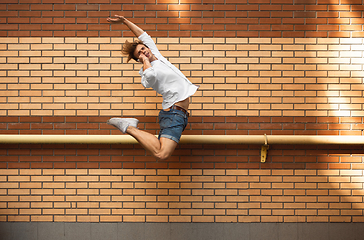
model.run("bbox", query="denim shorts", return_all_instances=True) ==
[158,108,188,143]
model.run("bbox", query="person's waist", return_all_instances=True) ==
[166,105,189,117]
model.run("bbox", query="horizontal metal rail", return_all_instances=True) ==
[0,135,363,145]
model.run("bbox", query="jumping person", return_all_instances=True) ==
[106,15,199,161]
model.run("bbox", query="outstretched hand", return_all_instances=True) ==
[107,15,126,23]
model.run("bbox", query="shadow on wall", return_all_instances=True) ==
[1,142,364,169]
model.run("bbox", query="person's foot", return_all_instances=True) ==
[107,118,139,133]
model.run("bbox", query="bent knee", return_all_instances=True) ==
[154,151,171,161]
[153,138,178,161]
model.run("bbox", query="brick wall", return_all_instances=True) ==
[1,0,364,224]
[1,37,364,117]
[2,168,364,223]
[1,0,364,38]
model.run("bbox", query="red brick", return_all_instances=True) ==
[226,156,248,163]
[168,163,191,169]
[31,162,53,168]
[8,31,31,37]
[110,156,134,163]
[53,4,76,11]
[329,163,351,169]
[261,163,283,169]
[318,25,339,31]
[64,116,88,123]
[65,156,87,162]
[306,163,328,169]
[42,117,64,123]
[89,0,111,3]
[341,130,362,136]
[75,31,98,37]
[295,156,316,163]
[43,156,65,162]
[122,163,145,169]
[305,32,328,37]
[43,0,63,3]
[341,25,362,31]
[135,156,156,162]
[54,162,76,168]
[19,156,42,162]
[179,155,203,162]
[191,163,214,169]
[87,24,109,31]
[8,4,30,11]
[307,6,328,12]
[0,11,18,17]
[77,162,99,168]
[8,123,30,130]
[42,130,65,135]
[65,130,88,134]
[0,156,18,162]
[89,156,111,162]
[146,162,168,169]
[272,156,294,163]
[19,11,41,17]
[351,32,364,37]
[65,12,87,17]
[8,163,30,168]
[294,12,316,18]
[64,24,87,31]
[317,156,339,163]
[237,5,259,11]
[191,31,214,37]
[318,0,338,3]
[283,163,305,169]
[352,164,364,170]
[100,162,122,168]
[215,163,237,169]
[8,18,30,24]
[76,4,99,11]
[4,148,23,156]
[19,130,42,134]
[30,4,53,10]
[237,163,260,169]
[260,19,281,25]
[260,5,282,11]
[53,18,76,24]
[31,149,55,156]
[249,12,271,18]
[283,18,305,24]
[0,117,19,123]
[19,24,42,31]
[121,149,146,156]
[155,0,178,3]
[202,156,225,163]
[328,32,350,37]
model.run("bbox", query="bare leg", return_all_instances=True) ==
[126,126,178,161]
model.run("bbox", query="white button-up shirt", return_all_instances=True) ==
[138,32,199,109]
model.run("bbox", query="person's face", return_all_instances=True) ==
[134,44,154,62]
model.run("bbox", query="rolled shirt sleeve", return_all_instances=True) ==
[140,67,157,88]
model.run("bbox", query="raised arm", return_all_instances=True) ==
[107,15,144,38]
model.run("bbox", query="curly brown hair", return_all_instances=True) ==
[121,40,148,63]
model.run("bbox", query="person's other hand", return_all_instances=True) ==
[107,15,126,23]
[138,53,148,63]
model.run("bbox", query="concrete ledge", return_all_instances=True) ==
[1,222,364,240]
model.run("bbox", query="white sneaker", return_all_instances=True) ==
[107,118,139,133]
